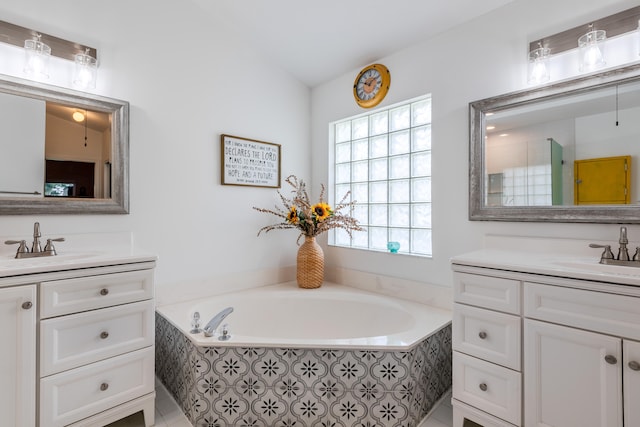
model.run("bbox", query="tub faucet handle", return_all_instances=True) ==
[190,311,202,334]
[218,323,231,341]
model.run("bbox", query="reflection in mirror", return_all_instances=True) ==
[45,103,111,199]
[470,64,640,223]
[0,74,128,214]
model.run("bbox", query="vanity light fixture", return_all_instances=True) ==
[527,6,640,85]
[527,42,551,84]
[23,34,51,80]
[578,25,606,72]
[72,49,97,89]
[0,20,98,89]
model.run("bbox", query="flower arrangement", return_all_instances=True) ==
[254,175,364,243]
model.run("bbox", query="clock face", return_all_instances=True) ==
[353,64,390,108]
[356,68,382,101]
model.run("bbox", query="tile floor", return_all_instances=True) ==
[109,379,453,427]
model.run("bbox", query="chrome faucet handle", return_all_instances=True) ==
[43,238,65,255]
[190,311,202,334]
[633,247,640,261]
[218,323,231,341]
[5,239,29,257]
[589,243,615,262]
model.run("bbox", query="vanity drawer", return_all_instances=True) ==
[453,303,521,370]
[453,399,519,427]
[40,300,154,376]
[40,346,154,427]
[40,269,154,318]
[452,352,521,426]
[524,282,640,340]
[454,272,521,314]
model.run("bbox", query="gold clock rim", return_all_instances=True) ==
[353,63,391,109]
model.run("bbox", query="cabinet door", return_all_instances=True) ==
[0,285,36,427]
[524,319,622,427]
[624,340,640,427]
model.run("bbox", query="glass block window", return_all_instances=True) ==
[329,96,432,256]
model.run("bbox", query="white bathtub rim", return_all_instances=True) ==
[156,281,452,351]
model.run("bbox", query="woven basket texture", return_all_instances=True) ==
[296,236,324,289]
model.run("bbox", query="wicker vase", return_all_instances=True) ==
[296,236,324,289]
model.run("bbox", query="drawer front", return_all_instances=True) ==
[40,269,154,318]
[454,272,521,314]
[453,399,519,427]
[40,347,154,427]
[453,303,521,370]
[453,352,521,426]
[40,300,155,376]
[524,282,640,340]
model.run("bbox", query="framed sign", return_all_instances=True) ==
[221,134,281,188]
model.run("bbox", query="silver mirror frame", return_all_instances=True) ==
[470,63,640,223]
[0,74,129,215]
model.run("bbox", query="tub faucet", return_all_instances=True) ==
[203,307,234,337]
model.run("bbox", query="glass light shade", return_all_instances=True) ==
[72,111,85,122]
[72,52,97,89]
[578,29,606,72]
[528,46,551,85]
[23,38,51,79]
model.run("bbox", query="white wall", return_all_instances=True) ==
[311,0,640,289]
[0,0,310,297]
[2,0,640,299]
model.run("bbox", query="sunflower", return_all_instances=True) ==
[286,206,299,224]
[311,202,332,222]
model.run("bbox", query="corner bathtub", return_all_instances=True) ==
[155,282,452,427]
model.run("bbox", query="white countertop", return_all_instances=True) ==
[0,230,156,279]
[451,249,640,287]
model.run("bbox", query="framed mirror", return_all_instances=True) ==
[0,74,129,214]
[470,63,640,223]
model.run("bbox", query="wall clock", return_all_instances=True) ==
[353,63,390,108]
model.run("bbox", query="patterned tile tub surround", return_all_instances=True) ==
[156,313,452,427]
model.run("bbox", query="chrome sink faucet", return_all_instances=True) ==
[589,226,639,266]
[618,226,630,261]
[4,222,65,259]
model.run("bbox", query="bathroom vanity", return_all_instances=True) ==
[0,238,156,427]
[451,248,640,427]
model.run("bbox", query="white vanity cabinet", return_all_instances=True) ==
[39,268,156,427]
[0,284,37,427]
[0,256,156,427]
[451,259,640,427]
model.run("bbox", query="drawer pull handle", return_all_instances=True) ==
[605,355,618,365]
[478,331,487,339]
[479,383,488,392]
[100,288,109,296]
[21,301,33,310]
[100,383,109,391]
[629,361,640,371]
[100,331,109,339]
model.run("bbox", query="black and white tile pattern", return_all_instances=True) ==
[156,314,452,427]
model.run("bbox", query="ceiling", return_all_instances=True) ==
[190,0,515,87]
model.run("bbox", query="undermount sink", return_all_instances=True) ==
[0,252,103,270]
[552,259,640,277]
